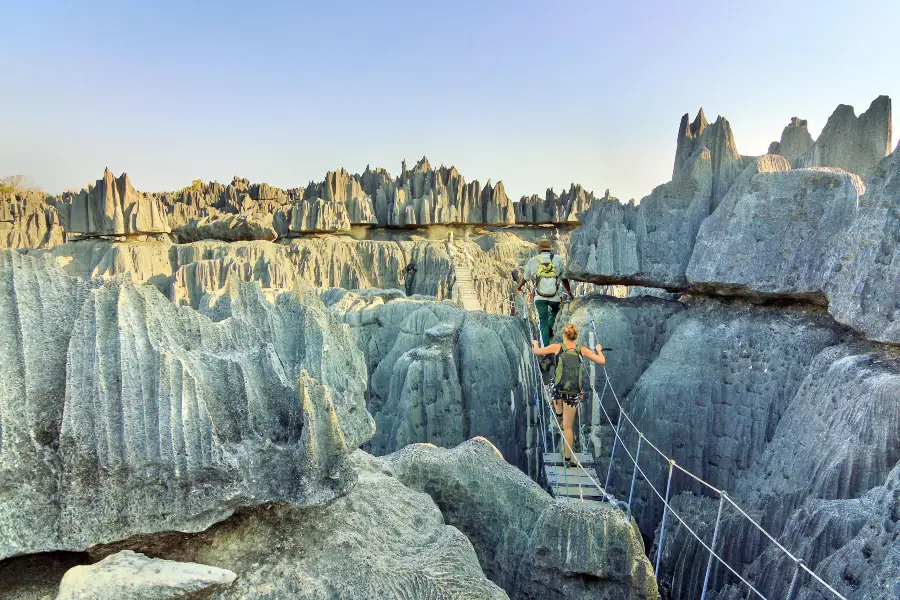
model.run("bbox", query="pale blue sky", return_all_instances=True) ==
[1,0,897,201]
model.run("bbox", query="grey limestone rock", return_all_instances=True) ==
[673,110,752,209]
[567,148,713,289]
[825,141,900,344]
[0,250,92,559]
[383,438,658,600]
[174,212,278,243]
[0,189,66,249]
[324,291,542,474]
[55,550,237,600]
[601,300,841,538]
[65,168,171,236]
[793,95,892,177]
[0,252,374,561]
[655,341,900,600]
[687,167,864,302]
[69,451,509,599]
[774,117,815,161]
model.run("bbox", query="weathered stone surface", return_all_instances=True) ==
[65,168,171,236]
[0,251,92,559]
[384,438,658,600]
[772,117,815,161]
[324,291,541,474]
[567,148,712,289]
[687,167,864,302]
[69,452,508,599]
[656,342,900,600]
[174,212,278,243]
[597,300,841,538]
[674,110,752,208]
[56,550,236,600]
[0,189,66,249]
[0,252,374,561]
[515,184,600,223]
[825,141,900,344]
[793,95,892,177]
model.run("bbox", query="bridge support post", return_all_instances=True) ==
[654,459,676,578]
[604,412,622,493]
[700,492,726,600]
[784,559,805,600]
[626,434,643,520]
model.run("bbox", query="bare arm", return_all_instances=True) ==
[581,343,606,365]
[561,277,573,296]
[514,277,526,293]
[531,340,562,356]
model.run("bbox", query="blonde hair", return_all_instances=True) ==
[562,323,578,341]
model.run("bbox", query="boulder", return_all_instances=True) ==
[72,452,509,600]
[687,167,864,302]
[56,551,236,600]
[383,438,658,600]
[793,95,892,177]
[0,252,374,560]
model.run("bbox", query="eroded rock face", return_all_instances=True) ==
[65,168,170,236]
[383,438,658,600]
[825,141,900,344]
[567,148,712,289]
[568,101,898,345]
[323,290,541,474]
[69,452,510,600]
[609,300,841,533]
[56,550,236,600]
[793,95,892,177]
[0,189,66,249]
[687,168,864,302]
[657,343,900,600]
[569,293,898,600]
[0,251,374,561]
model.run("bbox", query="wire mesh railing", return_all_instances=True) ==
[516,292,849,600]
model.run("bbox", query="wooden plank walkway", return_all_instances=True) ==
[543,451,608,504]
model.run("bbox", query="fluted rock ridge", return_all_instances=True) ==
[322,290,541,473]
[0,250,374,560]
[792,95,892,177]
[65,168,170,236]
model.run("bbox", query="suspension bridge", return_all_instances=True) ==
[517,295,849,600]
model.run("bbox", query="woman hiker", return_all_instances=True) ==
[531,323,605,467]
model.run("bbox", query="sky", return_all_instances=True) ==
[1,0,897,202]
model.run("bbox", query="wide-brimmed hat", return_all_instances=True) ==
[538,239,553,251]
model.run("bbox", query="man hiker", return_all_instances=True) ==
[515,239,572,346]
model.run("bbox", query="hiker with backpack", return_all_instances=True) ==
[531,323,605,466]
[514,239,572,346]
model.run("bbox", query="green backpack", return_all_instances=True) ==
[554,344,584,396]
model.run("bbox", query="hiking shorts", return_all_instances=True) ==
[553,392,583,408]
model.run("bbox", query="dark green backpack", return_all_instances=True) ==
[554,344,583,395]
